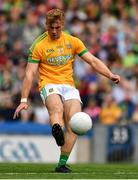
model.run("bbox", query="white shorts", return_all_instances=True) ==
[40,84,82,104]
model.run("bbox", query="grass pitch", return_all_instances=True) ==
[0,163,138,179]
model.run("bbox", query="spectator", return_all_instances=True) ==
[132,104,138,123]
[22,11,43,51]
[33,103,49,124]
[83,97,101,123]
[100,94,122,125]
[7,6,23,48]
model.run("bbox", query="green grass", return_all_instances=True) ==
[0,163,138,179]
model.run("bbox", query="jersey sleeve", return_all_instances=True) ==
[72,37,88,56]
[28,44,41,63]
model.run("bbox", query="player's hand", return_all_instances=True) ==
[13,103,29,119]
[110,74,120,84]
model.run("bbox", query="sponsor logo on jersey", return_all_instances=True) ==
[47,54,73,66]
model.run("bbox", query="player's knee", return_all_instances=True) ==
[49,105,63,116]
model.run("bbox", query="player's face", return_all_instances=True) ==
[46,19,63,40]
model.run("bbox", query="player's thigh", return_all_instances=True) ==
[63,99,81,126]
[46,94,63,116]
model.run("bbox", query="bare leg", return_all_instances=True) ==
[61,99,81,154]
[46,94,65,146]
[45,94,64,127]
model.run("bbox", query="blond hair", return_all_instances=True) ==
[46,9,64,24]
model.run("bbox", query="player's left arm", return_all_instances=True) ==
[81,51,120,84]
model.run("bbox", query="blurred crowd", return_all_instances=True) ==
[0,0,138,125]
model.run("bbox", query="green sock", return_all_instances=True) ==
[58,154,69,167]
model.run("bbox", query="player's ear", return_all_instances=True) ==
[45,22,48,31]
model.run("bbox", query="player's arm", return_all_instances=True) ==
[21,62,38,99]
[13,62,39,119]
[81,51,120,84]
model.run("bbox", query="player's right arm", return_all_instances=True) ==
[13,62,39,119]
[73,36,120,84]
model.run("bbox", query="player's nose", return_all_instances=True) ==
[52,28,57,33]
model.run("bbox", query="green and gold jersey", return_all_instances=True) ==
[28,31,88,90]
